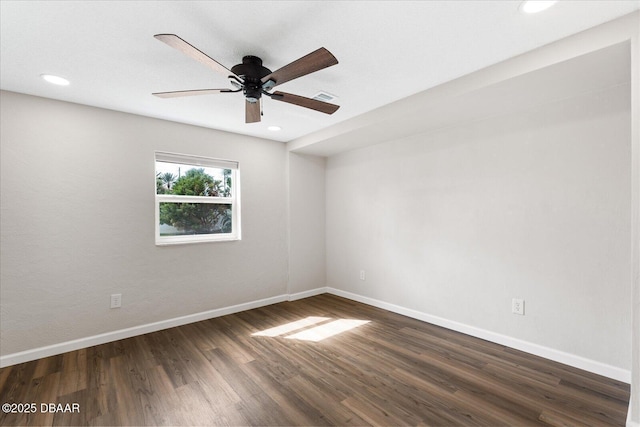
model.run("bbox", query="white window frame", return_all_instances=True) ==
[155,151,241,245]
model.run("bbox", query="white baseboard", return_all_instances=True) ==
[1,287,632,386]
[288,287,328,301]
[0,294,288,368]
[325,287,632,384]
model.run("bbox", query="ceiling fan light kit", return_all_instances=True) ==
[152,34,340,124]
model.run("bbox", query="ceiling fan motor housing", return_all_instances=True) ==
[231,55,272,103]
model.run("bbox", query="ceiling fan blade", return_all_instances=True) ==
[154,34,238,78]
[261,47,338,88]
[152,89,234,98]
[245,100,261,123]
[270,91,339,115]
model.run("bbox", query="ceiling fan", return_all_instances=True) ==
[152,34,340,123]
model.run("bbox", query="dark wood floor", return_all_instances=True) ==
[0,294,630,426]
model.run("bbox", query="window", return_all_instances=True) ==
[155,151,240,245]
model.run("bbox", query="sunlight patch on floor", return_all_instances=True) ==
[251,316,370,342]
[285,319,370,342]
[252,316,330,337]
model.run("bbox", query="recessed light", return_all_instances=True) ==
[40,74,70,86]
[267,126,281,131]
[519,0,557,14]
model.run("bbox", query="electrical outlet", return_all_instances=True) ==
[111,293,122,309]
[512,298,524,315]
[360,270,366,281]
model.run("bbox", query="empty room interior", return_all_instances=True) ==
[1,1,639,426]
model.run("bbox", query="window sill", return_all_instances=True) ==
[155,234,240,246]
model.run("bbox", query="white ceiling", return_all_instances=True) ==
[1,1,638,144]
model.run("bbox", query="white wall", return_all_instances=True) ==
[326,82,632,372]
[287,152,326,296]
[0,91,288,357]
[630,12,640,426]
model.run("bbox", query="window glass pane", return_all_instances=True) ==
[159,203,232,235]
[156,161,232,197]
[155,152,239,244]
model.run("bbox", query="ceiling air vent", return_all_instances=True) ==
[312,91,338,103]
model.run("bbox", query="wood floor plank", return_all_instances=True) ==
[108,355,145,425]
[178,322,219,353]
[401,326,563,388]
[239,360,330,426]
[168,329,244,408]
[392,367,493,426]
[57,349,87,397]
[501,345,630,398]
[31,355,63,381]
[0,294,631,426]
[341,394,416,426]
[0,361,37,425]
[537,407,593,427]
[141,364,183,426]
[145,330,195,390]
[203,324,255,365]
[174,381,225,426]
[285,374,370,426]
[452,389,545,427]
